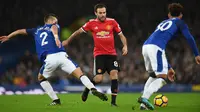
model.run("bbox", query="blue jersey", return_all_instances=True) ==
[26,24,65,62]
[144,18,199,56]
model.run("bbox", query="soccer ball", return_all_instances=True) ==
[154,94,168,107]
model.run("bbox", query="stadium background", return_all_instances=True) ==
[0,0,200,94]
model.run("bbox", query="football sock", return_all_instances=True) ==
[143,77,156,91]
[142,78,166,99]
[80,75,95,90]
[140,77,156,107]
[111,79,118,104]
[40,80,58,100]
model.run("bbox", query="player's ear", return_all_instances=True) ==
[168,13,171,18]
[179,13,183,19]
[53,18,58,24]
[94,11,98,16]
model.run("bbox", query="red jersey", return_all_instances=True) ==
[81,18,122,57]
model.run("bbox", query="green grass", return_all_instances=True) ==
[0,93,200,112]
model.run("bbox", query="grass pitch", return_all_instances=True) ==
[0,93,200,112]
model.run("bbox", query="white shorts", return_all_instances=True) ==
[142,45,169,75]
[40,52,78,78]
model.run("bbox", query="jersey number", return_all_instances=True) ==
[155,21,173,32]
[40,32,48,46]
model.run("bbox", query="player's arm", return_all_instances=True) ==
[179,22,199,56]
[167,64,175,82]
[62,28,84,46]
[62,21,92,47]
[0,29,27,43]
[113,19,128,56]
[118,33,128,56]
[178,20,200,64]
[51,24,61,48]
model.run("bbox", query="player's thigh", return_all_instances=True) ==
[142,45,153,71]
[158,51,169,75]
[106,55,120,75]
[148,47,168,75]
[60,57,78,75]
[146,45,161,71]
[41,57,58,78]
[94,55,106,75]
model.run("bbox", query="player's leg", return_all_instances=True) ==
[71,67,107,101]
[81,55,106,102]
[142,61,175,101]
[139,46,169,110]
[38,73,60,105]
[107,55,120,107]
[38,60,60,106]
[140,76,156,109]
[143,58,157,93]
[81,74,103,101]
[143,76,156,94]
[60,55,107,101]
[139,74,167,110]
[140,46,156,109]
[137,45,159,110]
[109,70,118,106]
[71,67,96,90]
[142,49,168,98]
[140,68,174,110]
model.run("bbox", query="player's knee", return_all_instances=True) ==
[71,67,83,79]
[109,70,118,79]
[150,72,167,79]
[156,74,167,79]
[149,72,157,78]
[156,74,170,84]
[93,75,103,83]
[150,72,169,83]
[38,74,46,82]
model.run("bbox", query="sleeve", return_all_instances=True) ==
[81,21,91,33]
[177,20,199,56]
[26,28,36,36]
[113,19,122,35]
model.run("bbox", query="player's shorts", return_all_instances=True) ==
[93,55,120,75]
[39,52,78,78]
[142,44,169,75]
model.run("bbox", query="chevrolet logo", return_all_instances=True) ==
[96,31,109,37]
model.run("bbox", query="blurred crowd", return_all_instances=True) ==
[0,0,200,87]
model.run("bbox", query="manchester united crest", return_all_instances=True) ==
[106,25,111,30]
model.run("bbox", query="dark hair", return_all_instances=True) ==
[94,3,106,12]
[168,3,183,16]
[44,13,57,23]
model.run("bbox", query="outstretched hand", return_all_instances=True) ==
[0,36,9,43]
